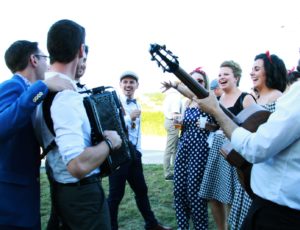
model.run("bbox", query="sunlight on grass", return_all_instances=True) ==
[141,111,166,136]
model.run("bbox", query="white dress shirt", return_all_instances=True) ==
[119,95,142,152]
[163,89,183,119]
[34,72,100,183]
[231,81,300,210]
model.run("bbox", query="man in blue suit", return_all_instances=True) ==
[0,40,74,230]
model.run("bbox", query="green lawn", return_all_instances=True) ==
[141,111,166,136]
[140,92,166,137]
[40,164,217,230]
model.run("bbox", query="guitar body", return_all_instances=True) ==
[220,104,271,197]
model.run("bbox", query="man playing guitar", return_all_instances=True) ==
[194,70,300,229]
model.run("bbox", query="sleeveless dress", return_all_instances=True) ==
[198,93,248,204]
[174,106,214,230]
[228,101,276,230]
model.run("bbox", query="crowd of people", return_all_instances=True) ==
[161,52,300,230]
[0,19,171,230]
[0,18,300,230]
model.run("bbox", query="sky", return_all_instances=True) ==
[0,0,299,95]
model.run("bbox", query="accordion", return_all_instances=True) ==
[82,86,133,177]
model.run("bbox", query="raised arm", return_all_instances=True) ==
[161,81,195,99]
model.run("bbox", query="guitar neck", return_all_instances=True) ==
[174,66,239,124]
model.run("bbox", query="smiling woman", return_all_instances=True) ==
[198,60,256,230]
[228,51,288,230]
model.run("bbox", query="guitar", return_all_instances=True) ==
[149,43,271,197]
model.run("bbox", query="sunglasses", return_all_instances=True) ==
[197,79,204,84]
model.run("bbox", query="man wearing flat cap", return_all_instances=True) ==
[107,71,172,230]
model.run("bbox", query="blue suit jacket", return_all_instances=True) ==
[0,75,48,227]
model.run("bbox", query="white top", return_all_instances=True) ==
[34,72,100,183]
[231,81,300,210]
[120,95,142,152]
[163,89,182,119]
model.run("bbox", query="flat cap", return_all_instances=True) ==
[120,71,139,82]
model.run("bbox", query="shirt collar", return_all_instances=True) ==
[45,71,78,91]
[15,74,31,88]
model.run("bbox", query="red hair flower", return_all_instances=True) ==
[265,50,272,63]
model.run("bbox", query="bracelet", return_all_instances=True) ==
[104,138,113,153]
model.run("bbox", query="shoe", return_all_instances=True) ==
[165,174,174,181]
[149,223,173,230]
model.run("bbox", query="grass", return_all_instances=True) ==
[143,93,165,106]
[141,111,166,136]
[40,165,217,230]
[140,92,167,137]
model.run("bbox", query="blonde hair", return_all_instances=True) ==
[220,60,242,86]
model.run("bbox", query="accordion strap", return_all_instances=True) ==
[41,92,58,159]
[40,140,56,160]
[43,92,58,136]
[79,86,113,95]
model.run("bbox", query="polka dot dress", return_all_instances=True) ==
[228,101,276,230]
[174,107,213,230]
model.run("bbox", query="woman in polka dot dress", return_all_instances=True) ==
[162,67,214,230]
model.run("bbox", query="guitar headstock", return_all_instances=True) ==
[149,43,179,73]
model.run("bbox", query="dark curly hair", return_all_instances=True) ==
[254,53,287,92]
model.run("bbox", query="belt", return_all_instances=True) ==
[254,194,300,215]
[55,174,101,187]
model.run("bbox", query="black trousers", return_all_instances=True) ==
[107,151,158,230]
[51,178,111,230]
[241,194,300,230]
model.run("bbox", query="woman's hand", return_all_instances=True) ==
[161,81,176,93]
